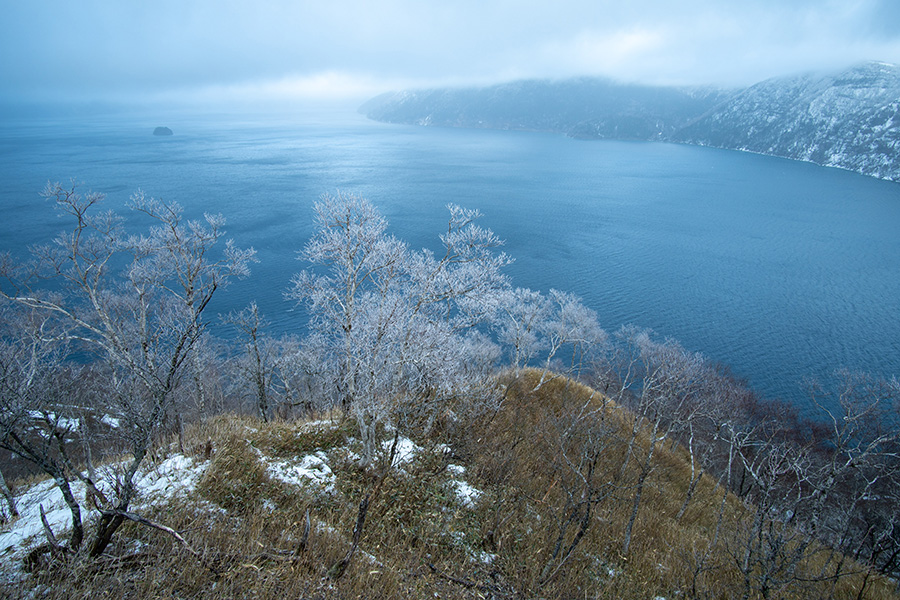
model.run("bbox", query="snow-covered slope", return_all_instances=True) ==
[361,62,900,182]
[675,62,900,181]
[0,423,486,590]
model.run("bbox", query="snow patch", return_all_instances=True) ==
[265,452,336,493]
[444,463,481,507]
[449,479,482,508]
[298,419,339,433]
[0,478,77,559]
[383,436,421,467]
[0,453,206,572]
[100,415,121,429]
[26,412,80,432]
[446,464,465,476]
[135,454,206,502]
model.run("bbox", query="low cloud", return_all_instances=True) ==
[3,0,900,104]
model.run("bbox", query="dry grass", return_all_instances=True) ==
[3,372,898,599]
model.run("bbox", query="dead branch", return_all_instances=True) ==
[295,508,311,555]
[327,494,369,579]
[97,507,225,575]
[426,562,509,597]
[39,504,63,552]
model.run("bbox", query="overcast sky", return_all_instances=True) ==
[3,0,900,105]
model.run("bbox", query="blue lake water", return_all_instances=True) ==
[1,107,899,412]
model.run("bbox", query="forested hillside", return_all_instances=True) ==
[361,78,729,140]
[676,61,900,181]
[361,62,900,182]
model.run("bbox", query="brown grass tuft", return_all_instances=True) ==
[3,372,897,599]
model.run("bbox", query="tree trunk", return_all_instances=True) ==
[54,475,84,551]
[676,469,703,522]
[622,462,649,555]
[0,466,17,521]
[254,364,269,423]
[327,494,370,579]
[622,419,661,555]
[89,440,150,557]
[192,346,208,418]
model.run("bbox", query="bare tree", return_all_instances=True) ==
[223,302,337,420]
[494,287,550,375]
[288,192,408,420]
[269,333,339,417]
[726,425,829,600]
[289,192,509,466]
[803,371,900,587]
[0,182,254,557]
[599,326,710,555]
[539,289,607,381]
[0,304,87,550]
[493,287,607,386]
[673,367,741,522]
[185,332,224,420]
[225,302,275,421]
[535,394,617,588]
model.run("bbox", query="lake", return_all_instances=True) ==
[2,106,899,412]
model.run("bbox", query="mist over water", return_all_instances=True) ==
[2,107,899,412]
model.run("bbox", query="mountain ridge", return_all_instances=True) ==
[360,62,900,182]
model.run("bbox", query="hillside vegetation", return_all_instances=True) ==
[1,185,899,598]
[2,370,896,599]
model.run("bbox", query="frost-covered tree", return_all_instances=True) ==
[598,326,711,554]
[0,182,254,557]
[493,287,607,384]
[0,303,87,548]
[225,301,276,421]
[289,192,509,464]
[493,287,550,374]
[225,303,338,420]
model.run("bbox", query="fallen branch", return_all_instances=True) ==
[426,562,479,589]
[325,433,399,580]
[327,495,369,579]
[295,508,311,555]
[101,509,200,557]
[39,504,63,552]
[426,562,509,597]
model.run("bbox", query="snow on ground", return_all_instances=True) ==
[450,479,482,508]
[384,436,422,467]
[1,424,484,588]
[25,412,81,434]
[0,477,76,559]
[265,451,336,493]
[100,415,121,429]
[446,464,482,508]
[134,454,207,502]
[0,453,207,575]
[298,419,339,433]
[446,464,465,476]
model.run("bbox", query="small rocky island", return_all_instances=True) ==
[153,126,174,136]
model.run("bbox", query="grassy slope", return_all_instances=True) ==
[3,370,897,599]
